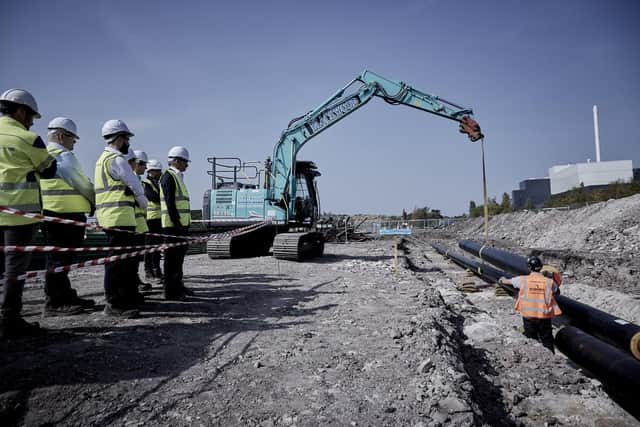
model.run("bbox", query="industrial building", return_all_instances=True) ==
[512,178,551,209]
[511,105,637,208]
[548,160,634,194]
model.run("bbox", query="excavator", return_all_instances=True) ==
[203,70,483,260]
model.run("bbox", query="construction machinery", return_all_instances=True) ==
[204,70,483,260]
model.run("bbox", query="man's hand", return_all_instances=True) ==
[498,277,506,285]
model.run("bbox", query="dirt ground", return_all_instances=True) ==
[1,238,638,426]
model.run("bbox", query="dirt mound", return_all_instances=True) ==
[438,194,640,295]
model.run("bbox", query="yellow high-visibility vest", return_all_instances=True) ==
[0,116,54,226]
[143,177,161,220]
[94,150,135,227]
[40,145,91,213]
[160,169,191,228]
[134,176,148,233]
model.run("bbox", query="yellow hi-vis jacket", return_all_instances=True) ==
[160,169,191,228]
[94,150,135,227]
[134,176,148,233]
[0,116,55,226]
[40,145,91,213]
[143,177,161,220]
[514,272,562,319]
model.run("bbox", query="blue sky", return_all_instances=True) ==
[2,0,639,216]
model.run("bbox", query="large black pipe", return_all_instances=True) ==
[555,326,640,420]
[433,243,640,419]
[431,243,516,296]
[459,239,529,275]
[458,239,640,361]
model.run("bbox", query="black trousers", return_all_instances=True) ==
[42,211,86,304]
[0,224,37,318]
[523,317,555,353]
[144,219,162,273]
[163,226,188,296]
[104,226,138,308]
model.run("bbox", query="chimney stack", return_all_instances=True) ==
[593,105,601,162]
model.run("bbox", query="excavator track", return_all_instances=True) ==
[207,226,275,259]
[273,231,324,261]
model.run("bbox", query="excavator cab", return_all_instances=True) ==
[292,161,321,226]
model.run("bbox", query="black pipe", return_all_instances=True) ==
[433,243,640,419]
[459,239,529,275]
[458,239,640,361]
[555,326,640,420]
[431,243,516,296]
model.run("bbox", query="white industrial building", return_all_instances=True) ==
[548,160,634,195]
[548,105,635,195]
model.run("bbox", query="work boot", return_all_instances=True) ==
[43,300,84,317]
[103,304,139,319]
[0,317,47,340]
[67,289,96,309]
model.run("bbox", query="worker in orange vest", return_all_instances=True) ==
[499,256,562,353]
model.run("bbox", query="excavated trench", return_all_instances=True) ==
[398,235,640,424]
[400,240,518,425]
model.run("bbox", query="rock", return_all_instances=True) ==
[417,359,434,374]
[253,361,263,368]
[438,397,470,414]
[392,329,403,339]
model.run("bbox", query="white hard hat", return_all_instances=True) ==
[147,159,162,171]
[123,150,135,162]
[0,88,41,118]
[101,119,134,140]
[168,146,190,162]
[48,117,79,139]
[133,150,148,163]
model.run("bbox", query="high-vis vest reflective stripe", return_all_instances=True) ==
[514,273,562,319]
[143,177,161,220]
[134,176,148,233]
[40,146,91,213]
[94,150,136,227]
[0,116,54,226]
[160,169,191,228]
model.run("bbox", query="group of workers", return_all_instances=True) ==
[0,88,193,339]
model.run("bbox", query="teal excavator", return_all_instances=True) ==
[203,70,483,260]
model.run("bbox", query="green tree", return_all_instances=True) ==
[469,200,477,217]
[500,192,512,213]
[524,198,534,210]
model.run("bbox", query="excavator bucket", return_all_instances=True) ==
[459,116,484,142]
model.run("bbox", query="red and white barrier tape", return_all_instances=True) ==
[0,206,196,241]
[0,216,271,284]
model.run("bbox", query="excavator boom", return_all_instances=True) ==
[270,70,482,210]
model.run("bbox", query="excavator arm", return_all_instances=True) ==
[269,70,483,214]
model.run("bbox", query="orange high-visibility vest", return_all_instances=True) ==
[514,272,562,319]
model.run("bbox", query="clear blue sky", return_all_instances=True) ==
[2,0,639,216]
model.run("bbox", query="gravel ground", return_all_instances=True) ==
[1,237,638,426]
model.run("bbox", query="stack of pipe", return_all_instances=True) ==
[431,241,640,419]
[457,239,640,361]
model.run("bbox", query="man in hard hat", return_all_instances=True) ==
[130,150,152,291]
[40,117,96,316]
[499,256,562,353]
[94,120,148,318]
[160,146,192,300]
[143,159,163,281]
[0,89,57,339]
